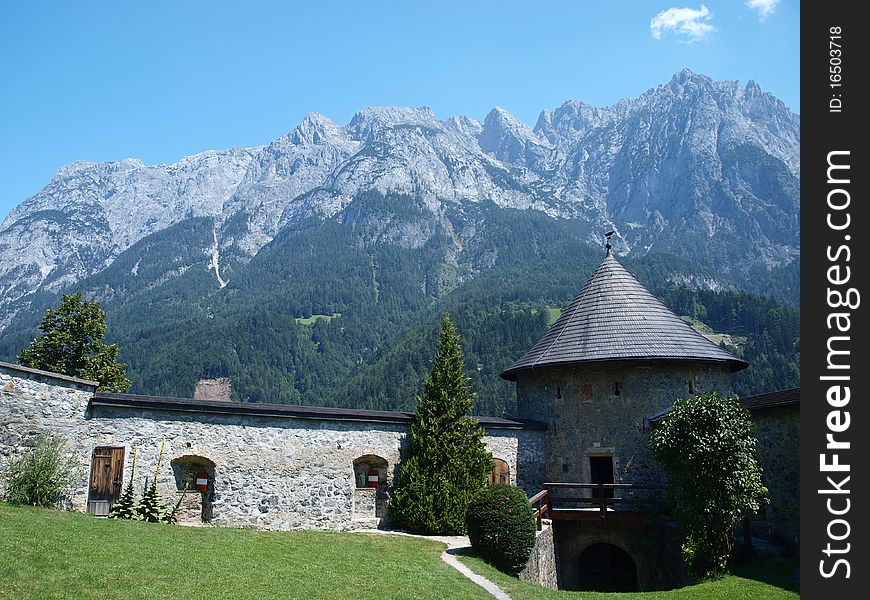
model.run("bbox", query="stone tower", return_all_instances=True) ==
[501,254,747,489]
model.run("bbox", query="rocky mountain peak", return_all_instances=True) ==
[346,106,440,141]
[478,106,549,165]
[288,112,344,145]
[0,71,800,332]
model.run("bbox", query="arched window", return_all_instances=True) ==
[352,455,389,519]
[352,454,388,488]
[170,455,216,492]
[169,455,216,523]
[487,458,510,485]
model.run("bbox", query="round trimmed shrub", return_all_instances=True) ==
[466,484,536,575]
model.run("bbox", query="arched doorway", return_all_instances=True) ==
[576,543,638,592]
[487,458,510,485]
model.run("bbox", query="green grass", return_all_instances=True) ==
[544,307,562,327]
[457,551,799,600]
[530,306,563,327]
[679,316,746,350]
[0,504,490,600]
[295,312,342,325]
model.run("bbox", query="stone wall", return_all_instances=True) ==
[515,361,733,488]
[0,363,97,502]
[751,406,800,550]
[0,363,544,531]
[520,520,558,589]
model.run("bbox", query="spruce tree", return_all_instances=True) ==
[388,314,492,535]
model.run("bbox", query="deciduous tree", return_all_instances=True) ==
[650,390,768,578]
[18,292,131,392]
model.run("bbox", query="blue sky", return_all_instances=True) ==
[0,1,799,221]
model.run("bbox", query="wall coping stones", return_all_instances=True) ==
[90,392,549,431]
[0,360,99,389]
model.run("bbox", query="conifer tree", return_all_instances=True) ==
[137,438,169,523]
[388,314,492,535]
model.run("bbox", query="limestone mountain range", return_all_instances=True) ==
[0,69,800,332]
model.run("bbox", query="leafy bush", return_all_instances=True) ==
[650,390,768,578]
[2,434,78,507]
[466,484,536,575]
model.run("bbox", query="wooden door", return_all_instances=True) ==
[87,447,125,516]
[590,456,614,499]
[487,459,510,486]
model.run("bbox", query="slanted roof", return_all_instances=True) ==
[89,392,548,431]
[501,255,748,381]
[649,387,799,425]
[739,387,800,411]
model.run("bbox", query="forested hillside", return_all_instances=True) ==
[0,197,798,417]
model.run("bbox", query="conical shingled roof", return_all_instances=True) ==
[501,255,748,381]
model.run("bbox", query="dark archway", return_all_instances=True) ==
[576,543,638,592]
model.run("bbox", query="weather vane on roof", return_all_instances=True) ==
[604,230,615,256]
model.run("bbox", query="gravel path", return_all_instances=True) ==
[362,531,512,599]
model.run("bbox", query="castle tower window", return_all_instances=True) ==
[581,383,593,403]
[688,379,695,394]
[556,384,562,400]
[613,381,621,396]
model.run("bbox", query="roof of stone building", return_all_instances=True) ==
[649,387,800,424]
[739,387,800,411]
[501,254,748,380]
[89,392,548,431]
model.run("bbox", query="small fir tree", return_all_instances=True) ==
[650,390,768,578]
[18,292,131,392]
[108,446,138,520]
[388,314,492,535]
[137,439,169,523]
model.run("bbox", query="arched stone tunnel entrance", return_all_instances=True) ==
[576,543,638,592]
[553,519,684,591]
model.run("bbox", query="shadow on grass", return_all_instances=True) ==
[732,555,800,594]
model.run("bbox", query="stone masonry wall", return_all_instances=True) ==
[751,406,799,549]
[1,363,544,530]
[520,520,558,589]
[0,364,97,503]
[515,361,733,488]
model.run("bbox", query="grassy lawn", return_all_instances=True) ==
[679,316,746,351]
[295,313,342,325]
[0,504,490,600]
[457,551,799,600]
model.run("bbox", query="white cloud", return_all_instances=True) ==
[650,5,715,43]
[746,0,780,21]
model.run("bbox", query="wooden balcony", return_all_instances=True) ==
[530,483,670,528]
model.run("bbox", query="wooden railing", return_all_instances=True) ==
[529,489,551,530]
[529,483,669,522]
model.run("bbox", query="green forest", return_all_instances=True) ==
[0,194,799,417]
